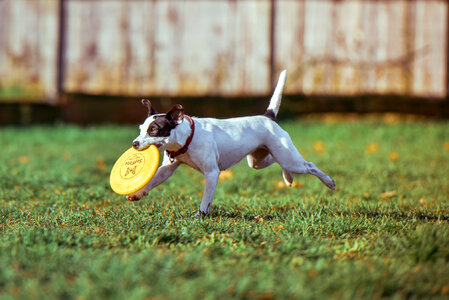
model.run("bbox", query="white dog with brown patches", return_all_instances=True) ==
[128,70,335,217]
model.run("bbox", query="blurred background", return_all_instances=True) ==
[0,0,448,124]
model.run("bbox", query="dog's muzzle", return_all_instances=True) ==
[132,140,163,151]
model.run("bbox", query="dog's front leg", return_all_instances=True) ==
[127,159,180,201]
[195,169,220,217]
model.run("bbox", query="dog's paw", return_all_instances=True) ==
[194,210,209,218]
[126,190,148,202]
[327,177,336,190]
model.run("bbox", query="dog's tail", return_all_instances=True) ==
[265,70,287,120]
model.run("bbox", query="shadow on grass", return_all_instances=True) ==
[360,210,449,223]
[208,205,449,224]
[209,206,277,221]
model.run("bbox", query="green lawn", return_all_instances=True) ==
[0,119,448,299]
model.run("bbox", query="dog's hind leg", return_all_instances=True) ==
[281,159,335,190]
[248,147,295,187]
[303,161,335,190]
[268,134,336,190]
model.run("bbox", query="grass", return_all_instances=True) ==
[0,118,449,299]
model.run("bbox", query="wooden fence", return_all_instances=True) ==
[0,0,447,104]
[0,0,60,103]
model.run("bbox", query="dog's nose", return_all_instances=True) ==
[132,141,140,149]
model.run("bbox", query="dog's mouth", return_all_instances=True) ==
[135,142,163,151]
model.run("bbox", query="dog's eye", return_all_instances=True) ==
[149,126,158,136]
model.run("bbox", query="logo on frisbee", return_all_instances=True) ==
[120,153,145,179]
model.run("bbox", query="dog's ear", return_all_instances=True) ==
[166,104,184,125]
[141,99,157,116]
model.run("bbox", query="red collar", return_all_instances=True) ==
[166,115,195,162]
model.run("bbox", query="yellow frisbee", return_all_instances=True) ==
[110,145,160,195]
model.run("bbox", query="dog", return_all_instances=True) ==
[128,70,335,217]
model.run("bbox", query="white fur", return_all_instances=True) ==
[267,69,287,116]
[127,71,335,216]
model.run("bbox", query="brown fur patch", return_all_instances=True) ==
[146,104,184,137]
[147,115,178,137]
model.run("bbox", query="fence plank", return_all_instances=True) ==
[0,0,59,103]
[275,0,447,98]
[63,0,271,97]
[412,1,447,97]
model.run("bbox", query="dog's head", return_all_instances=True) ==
[132,99,184,151]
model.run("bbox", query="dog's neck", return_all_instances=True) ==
[165,117,193,152]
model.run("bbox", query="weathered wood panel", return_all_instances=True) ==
[63,0,271,97]
[275,0,447,98]
[0,0,59,103]
[412,1,447,96]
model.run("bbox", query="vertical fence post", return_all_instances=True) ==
[269,0,276,90]
[56,0,67,103]
[405,1,416,96]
